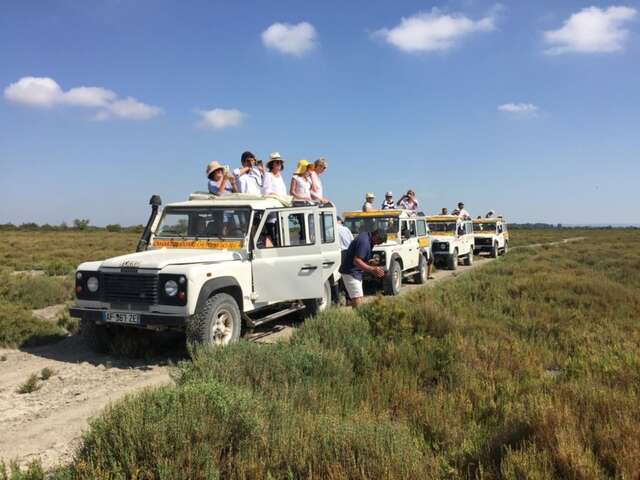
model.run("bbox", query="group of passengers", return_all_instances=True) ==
[206,151,329,203]
[362,190,420,212]
[440,202,471,219]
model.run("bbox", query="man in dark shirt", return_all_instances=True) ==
[339,229,386,307]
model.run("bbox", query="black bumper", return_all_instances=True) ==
[69,307,187,327]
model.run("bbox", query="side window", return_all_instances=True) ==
[308,213,316,244]
[409,220,417,237]
[401,220,410,239]
[466,223,473,235]
[320,212,335,244]
[257,212,281,249]
[287,213,307,246]
[417,220,427,237]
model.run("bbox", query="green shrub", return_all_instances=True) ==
[0,305,67,348]
[71,382,259,479]
[17,374,41,394]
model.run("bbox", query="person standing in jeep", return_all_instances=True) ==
[234,151,263,194]
[339,229,386,307]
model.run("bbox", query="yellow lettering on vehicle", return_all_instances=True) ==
[153,239,242,250]
[418,237,429,247]
[432,231,455,236]
[344,210,402,218]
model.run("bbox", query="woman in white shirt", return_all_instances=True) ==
[290,160,313,201]
[310,157,328,203]
[262,152,287,197]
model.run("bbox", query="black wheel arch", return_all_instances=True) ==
[389,252,403,270]
[195,277,244,314]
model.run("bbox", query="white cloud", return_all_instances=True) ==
[375,8,497,52]
[262,22,317,56]
[498,103,539,116]
[544,6,637,55]
[4,76,162,120]
[197,108,245,130]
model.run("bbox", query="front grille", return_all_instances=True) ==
[102,273,159,305]
[475,237,492,245]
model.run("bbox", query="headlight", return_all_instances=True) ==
[164,280,179,297]
[439,242,449,251]
[87,276,99,292]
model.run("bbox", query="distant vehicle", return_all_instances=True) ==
[473,217,509,257]
[343,209,432,295]
[70,192,341,351]
[427,215,474,270]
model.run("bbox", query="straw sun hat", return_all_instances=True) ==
[267,152,284,168]
[206,160,224,178]
[294,159,313,175]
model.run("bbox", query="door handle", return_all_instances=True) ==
[322,261,335,267]
[300,265,318,272]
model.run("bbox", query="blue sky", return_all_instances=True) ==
[1,0,639,226]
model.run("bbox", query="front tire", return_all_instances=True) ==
[304,280,332,317]
[465,250,474,266]
[187,293,241,348]
[383,260,402,295]
[80,318,112,354]
[413,255,427,284]
[447,250,458,270]
[502,241,509,255]
[491,243,499,258]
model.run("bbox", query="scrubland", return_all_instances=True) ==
[3,228,638,479]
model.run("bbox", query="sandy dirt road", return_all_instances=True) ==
[2,240,585,468]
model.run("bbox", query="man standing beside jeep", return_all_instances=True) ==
[339,229,386,307]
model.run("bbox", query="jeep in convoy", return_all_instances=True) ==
[70,193,341,351]
[426,215,474,270]
[473,217,509,257]
[343,210,432,295]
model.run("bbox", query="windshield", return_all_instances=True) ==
[344,216,399,236]
[474,223,497,233]
[428,222,456,233]
[155,207,251,239]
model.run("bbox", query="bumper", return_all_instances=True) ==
[433,251,453,256]
[69,307,187,328]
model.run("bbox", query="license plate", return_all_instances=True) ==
[104,312,140,324]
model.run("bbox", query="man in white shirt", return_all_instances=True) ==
[234,151,263,194]
[457,202,471,219]
[337,216,354,251]
[362,193,375,212]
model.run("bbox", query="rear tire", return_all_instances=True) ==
[447,250,458,270]
[413,255,427,284]
[383,260,402,295]
[304,280,332,317]
[187,293,241,348]
[80,318,112,354]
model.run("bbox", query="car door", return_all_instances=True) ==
[318,209,341,282]
[251,208,323,306]
[400,219,419,269]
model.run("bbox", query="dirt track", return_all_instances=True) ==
[0,239,584,468]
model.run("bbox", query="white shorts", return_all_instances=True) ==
[342,273,364,299]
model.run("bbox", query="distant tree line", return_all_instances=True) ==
[0,220,144,233]
[509,223,638,230]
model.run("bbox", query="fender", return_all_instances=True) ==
[195,276,244,313]
[389,252,403,269]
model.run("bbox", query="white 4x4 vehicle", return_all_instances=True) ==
[343,210,432,295]
[70,193,341,351]
[473,217,509,257]
[427,215,474,270]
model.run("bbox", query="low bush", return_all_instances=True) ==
[0,305,67,348]
[17,374,41,394]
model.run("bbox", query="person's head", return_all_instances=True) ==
[458,202,464,209]
[371,229,387,245]
[206,161,225,181]
[294,159,311,176]
[366,193,375,203]
[314,157,327,174]
[385,191,393,201]
[441,207,449,215]
[406,189,415,199]
[337,215,343,224]
[241,151,256,167]
[267,152,284,173]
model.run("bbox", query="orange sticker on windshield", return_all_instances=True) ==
[153,239,242,250]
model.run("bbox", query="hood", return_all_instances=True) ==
[100,248,243,270]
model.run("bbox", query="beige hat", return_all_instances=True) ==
[366,192,375,199]
[267,152,284,167]
[294,159,312,175]
[206,160,224,178]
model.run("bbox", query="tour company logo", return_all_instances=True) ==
[120,260,140,272]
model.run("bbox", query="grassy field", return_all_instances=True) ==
[3,228,639,479]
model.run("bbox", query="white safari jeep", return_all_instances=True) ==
[427,215,474,270]
[343,210,432,295]
[70,193,341,351]
[473,217,509,257]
